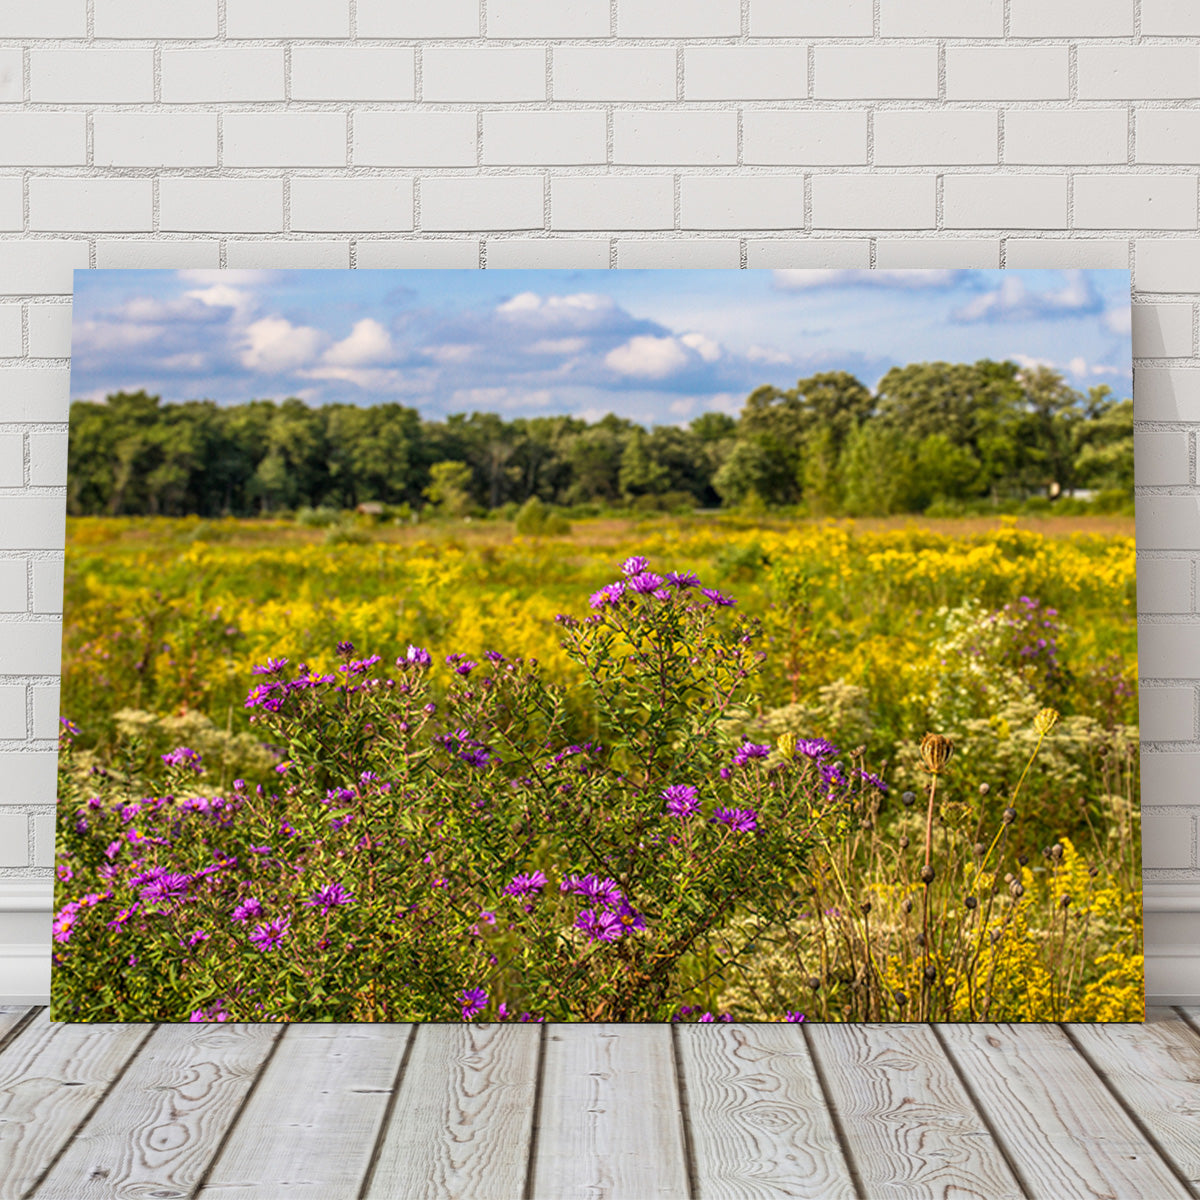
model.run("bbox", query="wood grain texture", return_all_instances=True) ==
[939,1022,1192,1200]
[0,1006,34,1051]
[1067,1014,1200,1192]
[0,1008,150,1200]
[676,1023,855,1200]
[30,1022,282,1200]
[530,1023,690,1200]
[196,1023,414,1199]
[808,1022,1024,1200]
[365,1022,540,1200]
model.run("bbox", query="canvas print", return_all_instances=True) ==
[53,268,1142,1024]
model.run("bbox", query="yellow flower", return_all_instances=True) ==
[1034,707,1060,736]
[776,732,797,760]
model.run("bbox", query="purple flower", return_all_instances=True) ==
[699,1012,734,1023]
[161,746,204,773]
[701,588,736,607]
[184,929,209,949]
[106,904,139,930]
[454,660,478,677]
[52,905,79,944]
[628,571,664,594]
[336,640,355,655]
[712,807,758,833]
[858,769,888,792]
[504,870,548,898]
[459,987,488,1020]
[60,716,81,736]
[784,1011,806,1023]
[621,556,650,576]
[399,644,432,669]
[589,581,628,609]
[189,1004,230,1023]
[615,901,646,932]
[795,738,838,760]
[303,882,354,913]
[561,873,623,907]
[662,784,700,818]
[249,916,290,951]
[139,872,191,905]
[575,908,624,942]
[250,657,288,676]
[665,570,701,590]
[732,742,771,767]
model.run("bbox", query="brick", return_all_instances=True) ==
[95,241,219,269]
[1134,368,1200,421]
[942,175,1067,229]
[3,0,85,36]
[1010,0,1132,35]
[1138,111,1200,166]
[0,51,21,105]
[0,115,85,166]
[0,179,21,231]
[484,111,608,166]
[685,47,808,101]
[0,308,19,357]
[30,50,153,104]
[1137,242,1200,293]
[1142,627,1200,679]
[291,48,415,102]
[357,0,478,36]
[291,179,413,232]
[423,49,546,103]
[681,177,805,230]
[0,815,27,867]
[93,113,218,168]
[1135,431,1191,486]
[945,48,1069,101]
[874,110,997,166]
[1075,176,1196,231]
[357,241,480,268]
[550,176,672,231]
[30,179,149,233]
[1004,109,1128,166]
[0,622,62,675]
[0,371,69,422]
[485,239,609,268]
[0,687,23,739]
[95,0,216,37]
[160,179,283,233]
[0,753,57,805]
[1079,48,1200,101]
[30,301,92,357]
[814,46,938,101]
[1142,812,1195,867]
[752,0,871,35]
[422,176,542,232]
[34,812,55,865]
[1136,496,1200,549]
[1142,751,1200,805]
[1138,558,1192,614]
[29,434,66,488]
[1007,239,1128,269]
[1141,0,1200,34]
[746,239,871,268]
[0,562,25,613]
[553,47,676,101]
[226,242,350,269]
[880,0,1001,36]
[614,111,737,166]
[1140,687,1197,741]
[619,0,739,36]
[1133,304,1193,359]
[226,0,349,37]
[162,49,284,103]
[0,244,87,295]
[355,113,477,167]
[31,559,63,614]
[31,685,60,737]
[742,111,867,166]
[616,240,740,268]
[223,114,347,168]
[812,176,936,230]
[489,0,609,37]
[0,435,22,487]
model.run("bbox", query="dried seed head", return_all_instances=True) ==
[965,895,978,910]
[893,990,907,1007]
[899,835,910,849]
[979,782,990,796]
[901,791,916,807]
[1010,882,1025,898]
[920,864,935,885]
[1060,894,1071,908]
[901,897,914,915]
[923,965,937,983]
[1034,707,1060,736]
[1002,807,1017,824]
[974,842,986,857]
[807,976,822,990]
[1050,843,1064,862]
[915,932,925,946]
[990,929,1002,944]
[860,899,872,914]
[1088,865,1099,878]
[1004,872,1015,883]
[1018,854,1029,866]
[920,733,953,775]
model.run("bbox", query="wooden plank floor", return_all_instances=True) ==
[0,1008,1198,1200]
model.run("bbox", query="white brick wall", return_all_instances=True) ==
[0,0,1194,999]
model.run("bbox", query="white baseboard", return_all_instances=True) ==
[0,944,49,1005]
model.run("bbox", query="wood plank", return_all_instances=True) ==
[676,1023,856,1200]
[1066,1014,1200,1192]
[0,1006,34,1052]
[0,1009,151,1200]
[365,1022,540,1200]
[530,1024,689,1200]
[197,1023,414,1199]
[30,1022,282,1200]
[807,1022,1024,1200]
[939,1022,1192,1200]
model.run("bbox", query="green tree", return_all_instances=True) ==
[423,460,475,516]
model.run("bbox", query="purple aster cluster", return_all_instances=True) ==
[231,897,263,923]
[459,987,488,1020]
[303,882,355,914]
[249,916,290,951]
[398,644,432,669]
[434,728,492,769]
[732,741,771,767]
[661,784,700,819]
[160,746,204,774]
[504,870,548,898]
[587,556,730,611]
[711,807,758,833]
[189,1003,231,1023]
[138,871,192,907]
[53,890,109,944]
[561,873,646,943]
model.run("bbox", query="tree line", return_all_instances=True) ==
[67,359,1132,519]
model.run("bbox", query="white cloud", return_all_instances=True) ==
[605,334,689,378]
[1103,306,1132,335]
[773,268,960,291]
[239,315,326,372]
[324,318,393,367]
[705,392,743,416]
[497,291,616,325]
[746,344,793,365]
[680,332,722,362]
[453,385,553,411]
[954,270,1101,323]
[527,337,587,355]
[668,397,696,417]
[177,268,278,287]
[423,343,477,364]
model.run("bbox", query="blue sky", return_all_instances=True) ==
[70,267,1132,425]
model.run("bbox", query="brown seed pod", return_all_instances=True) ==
[901,791,916,807]
[978,782,990,796]
[899,835,910,849]
[920,733,953,775]
[1050,843,1064,862]
[974,842,986,857]
[893,990,908,1007]
[807,976,822,990]
[1002,807,1017,824]
[1010,882,1025,898]
[860,900,872,914]
[920,864,935,885]
[965,895,978,910]
[923,965,937,983]
[901,897,914,914]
